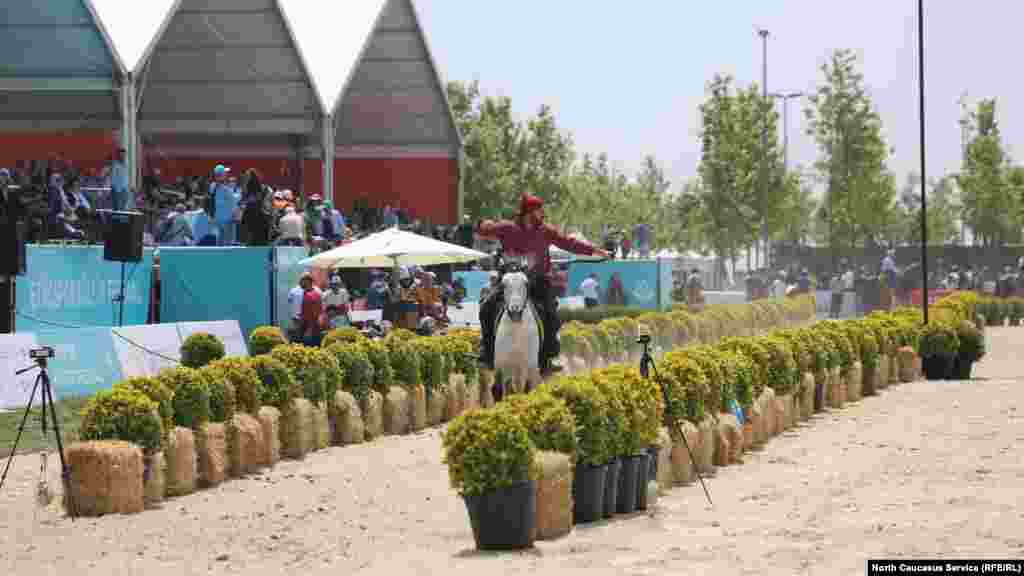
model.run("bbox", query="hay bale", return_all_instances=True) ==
[716,412,743,465]
[478,372,495,408]
[461,375,480,411]
[832,369,845,408]
[360,391,384,440]
[771,395,787,435]
[444,376,464,421]
[165,427,196,497]
[427,387,446,426]
[332,391,365,445]
[143,451,165,509]
[196,423,228,488]
[310,403,331,450]
[801,373,815,420]
[281,398,314,460]
[876,355,889,390]
[814,370,827,412]
[257,407,281,467]
[850,361,865,400]
[656,427,673,492]
[532,451,573,541]
[889,355,900,385]
[695,416,716,476]
[65,440,144,516]
[898,349,917,382]
[669,421,698,485]
[384,386,410,436]
[407,384,427,432]
[230,413,265,476]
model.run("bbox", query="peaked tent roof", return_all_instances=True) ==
[331,0,463,156]
[134,0,325,137]
[0,0,128,130]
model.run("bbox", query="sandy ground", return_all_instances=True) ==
[3,328,1024,576]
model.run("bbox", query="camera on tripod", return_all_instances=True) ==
[29,346,54,360]
[636,324,652,345]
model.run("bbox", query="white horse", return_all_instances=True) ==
[493,269,542,400]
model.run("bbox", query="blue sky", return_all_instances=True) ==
[96,0,1024,192]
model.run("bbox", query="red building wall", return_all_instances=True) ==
[0,132,459,225]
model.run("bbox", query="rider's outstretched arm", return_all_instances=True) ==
[544,224,600,257]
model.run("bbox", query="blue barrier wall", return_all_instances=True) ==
[273,247,309,331]
[658,258,674,311]
[16,245,154,330]
[33,326,124,399]
[159,247,271,340]
[567,260,661,309]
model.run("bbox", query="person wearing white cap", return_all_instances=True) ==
[210,163,240,245]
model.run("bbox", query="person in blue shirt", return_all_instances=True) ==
[104,147,131,211]
[210,164,240,245]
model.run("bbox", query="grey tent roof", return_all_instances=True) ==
[332,0,463,157]
[0,0,127,130]
[134,0,325,138]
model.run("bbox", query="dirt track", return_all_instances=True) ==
[3,328,1023,576]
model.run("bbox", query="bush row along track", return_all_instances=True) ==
[2,328,1024,576]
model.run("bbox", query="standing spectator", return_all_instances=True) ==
[157,203,193,246]
[287,273,313,342]
[687,268,705,312]
[620,234,631,259]
[880,250,897,310]
[366,270,391,311]
[829,272,843,318]
[301,276,324,347]
[797,268,811,293]
[772,272,787,299]
[276,206,305,246]
[479,271,499,302]
[240,169,270,245]
[579,273,600,308]
[607,272,626,306]
[210,164,240,245]
[103,147,131,211]
[323,275,351,329]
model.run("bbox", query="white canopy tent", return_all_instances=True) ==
[299,226,488,269]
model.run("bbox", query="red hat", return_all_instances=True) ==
[519,193,544,215]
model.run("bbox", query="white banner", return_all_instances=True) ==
[0,334,40,409]
[177,321,248,358]
[112,324,183,379]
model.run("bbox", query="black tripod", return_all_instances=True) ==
[638,333,714,507]
[0,348,77,519]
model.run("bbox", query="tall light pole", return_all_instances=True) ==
[769,91,804,170]
[758,29,770,269]
[918,0,928,324]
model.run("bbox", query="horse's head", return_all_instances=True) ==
[502,271,529,322]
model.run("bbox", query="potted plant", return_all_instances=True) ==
[541,376,612,524]
[442,407,538,550]
[586,368,628,518]
[953,320,985,380]
[918,322,959,380]
[591,366,648,515]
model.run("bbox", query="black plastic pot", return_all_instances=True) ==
[814,377,824,411]
[603,458,621,519]
[572,463,607,524]
[647,446,660,479]
[463,480,537,550]
[953,356,974,380]
[616,455,642,514]
[634,453,651,511]
[922,355,952,381]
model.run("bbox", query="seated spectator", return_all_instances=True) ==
[157,203,194,246]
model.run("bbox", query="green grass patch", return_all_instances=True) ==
[0,395,89,456]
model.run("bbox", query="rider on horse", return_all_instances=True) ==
[476,193,609,376]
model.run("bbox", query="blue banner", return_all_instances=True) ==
[567,260,660,309]
[273,247,309,331]
[16,245,154,331]
[658,258,675,311]
[454,271,491,302]
[159,247,271,341]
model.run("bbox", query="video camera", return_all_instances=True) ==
[636,324,652,345]
[29,346,55,360]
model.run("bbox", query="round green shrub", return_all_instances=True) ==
[588,367,630,459]
[385,336,421,389]
[592,365,658,455]
[270,344,339,404]
[249,326,288,356]
[157,366,211,430]
[321,326,366,348]
[357,339,394,394]
[326,343,374,404]
[180,332,226,368]
[757,335,799,395]
[919,322,959,359]
[442,406,537,497]
[540,375,612,467]
[500,390,578,456]
[718,336,771,399]
[413,337,445,396]
[956,320,985,363]
[718,349,755,409]
[79,387,163,454]
[660,349,710,425]
[441,334,476,383]
[197,365,236,423]
[113,376,174,440]
[250,355,299,409]
[202,357,263,415]
[680,345,729,415]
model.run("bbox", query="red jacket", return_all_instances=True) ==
[477,220,597,281]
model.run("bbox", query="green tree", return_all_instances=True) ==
[805,49,897,252]
[957,98,1016,246]
[896,172,960,245]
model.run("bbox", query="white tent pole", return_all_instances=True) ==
[322,114,335,207]
[121,77,138,192]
